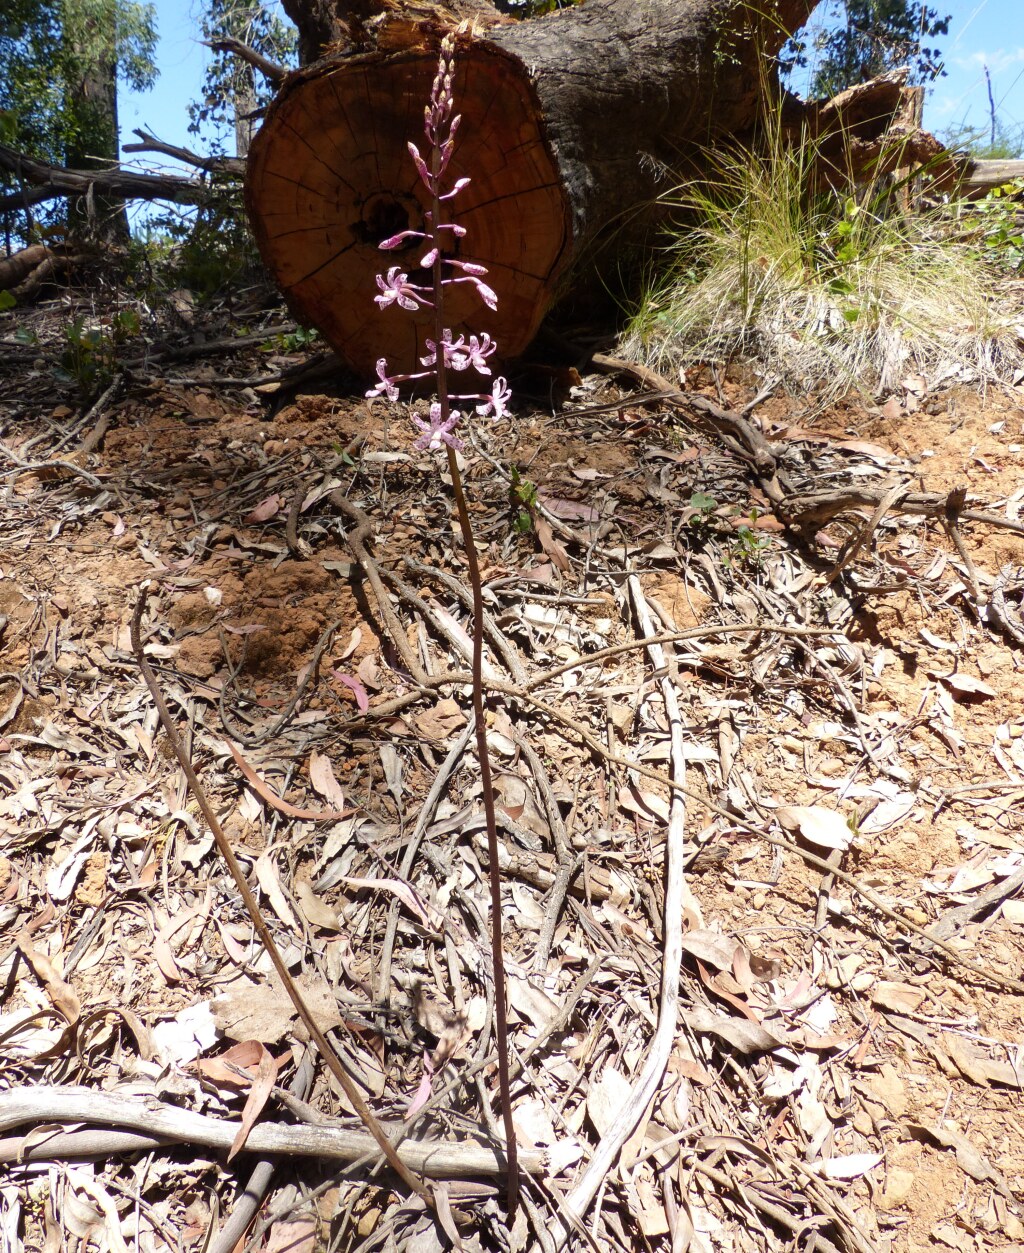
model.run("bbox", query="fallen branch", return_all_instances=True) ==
[0,143,223,213]
[0,1085,544,1178]
[121,128,246,178]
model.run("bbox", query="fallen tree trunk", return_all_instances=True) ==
[246,0,822,377]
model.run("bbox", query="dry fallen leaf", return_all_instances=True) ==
[410,698,466,741]
[16,931,80,1024]
[681,1006,785,1052]
[294,878,342,931]
[776,804,854,851]
[212,975,341,1044]
[817,1151,883,1180]
[255,851,299,931]
[308,751,346,808]
[229,1041,280,1159]
[935,672,997,701]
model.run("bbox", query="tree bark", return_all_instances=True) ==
[63,1,131,242]
[245,0,820,379]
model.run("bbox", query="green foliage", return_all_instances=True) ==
[781,0,949,96]
[0,0,156,162]
[940,118,1024,162]
[956,181,1024,274]
[0,290,16,310]
[1,0,157,238]
[508,466,538,535]
[727,510,771,569]
[141,187,262,296]
[685,490,718,541]
[267,326,320,352]
[56,306,139,393]
[189,1,295,153]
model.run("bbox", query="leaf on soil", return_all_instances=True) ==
[151,1001,218,1066]
[194,1039,271,1088]
[816,1151,883,1180]
[245,493,283,523]
[537,493,599,523]
[935,672,997,700]
[871,980,927,1014]
[941,1032,1024,1088]
[229,1041,280,1159]
[494,774,550,838]
[45,827,98,902]
[411,984,479,1067]
[332,670,369,711]
[680,928,741,971]
[513,1097,582,1173]
[211,976,341,1044]
[776,804,854,851]
[908,1122,1009,1188]
[294,878,341,930]
[255,852,299,930]
[533,514,572,574]
[506,969,560,1033]
[409,697,466,741]
[681,1006,785,1052]
[337,874,444,932]
[65,1168,130,1253]
[630,1175,671,1237]
[266,1219,318,1253]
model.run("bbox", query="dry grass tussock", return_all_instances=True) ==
[621,139,1024,401]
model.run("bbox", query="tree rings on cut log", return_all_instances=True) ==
[245,43,572,378]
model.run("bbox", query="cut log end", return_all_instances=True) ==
[245,41,572,378]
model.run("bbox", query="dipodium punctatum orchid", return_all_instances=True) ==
[365,31,519,1216]
[365,32,510,449]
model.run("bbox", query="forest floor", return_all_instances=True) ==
[1,287,1023,1253]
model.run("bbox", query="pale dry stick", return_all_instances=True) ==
[403,554,529,684]
[207,1046,317,1253]
[375,721,474,1006]
[523,623,837,694]
[0,1086,543,1177]
[510,729,580,974]
[551,574,693,1247]
[384,564,504,683]
[130,588,433,1205]
[331,492,432,683]
[943,515,987,619]
[0,449,105,490]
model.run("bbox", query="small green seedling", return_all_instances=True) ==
[509,465,538,535]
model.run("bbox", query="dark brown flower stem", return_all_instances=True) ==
[430,84,518,1219]
[445,444,520,1217]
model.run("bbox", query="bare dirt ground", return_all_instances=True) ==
[1,291,1023,1253]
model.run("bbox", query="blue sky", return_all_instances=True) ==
[927,0,1024,143]
[119,0,1024,175]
